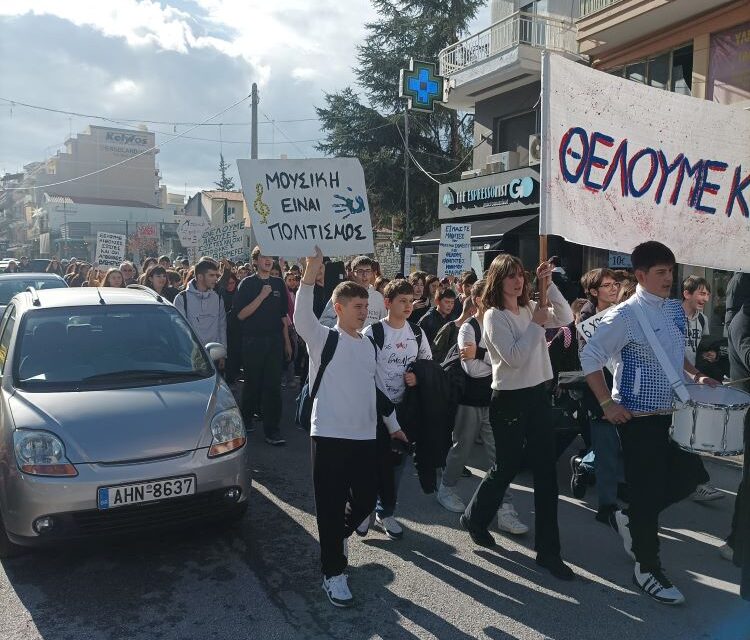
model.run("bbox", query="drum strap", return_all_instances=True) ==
[632,301,691,404]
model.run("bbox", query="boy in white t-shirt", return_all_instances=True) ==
[362,279,432,540]
[294,247,405,608]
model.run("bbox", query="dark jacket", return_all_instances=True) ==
[418,307,449,346]
[399,359,454,494]
[725,273,750,331]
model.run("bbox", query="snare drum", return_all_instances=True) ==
[670,384,750,456]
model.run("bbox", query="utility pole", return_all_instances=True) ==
[251,83,259,159]
[403,109,410,247]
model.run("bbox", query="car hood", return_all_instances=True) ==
[8,376,237,464]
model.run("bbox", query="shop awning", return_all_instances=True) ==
[411,213,538,246]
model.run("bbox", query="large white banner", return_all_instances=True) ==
[540,52,750,272]
[236,158,374,257]
[438,223,472,279]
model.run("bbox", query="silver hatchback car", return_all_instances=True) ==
[0,286,250,556]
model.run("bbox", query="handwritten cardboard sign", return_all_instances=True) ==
[175,215,211,248]
[136,223,158,238]
[95,232,126,268]
[438,223,471,279]
[198,220,248,261]
[237,158,374,256]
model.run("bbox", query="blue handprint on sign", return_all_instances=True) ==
[332,187,367,219]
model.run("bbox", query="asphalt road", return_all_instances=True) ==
[2,388,749,640]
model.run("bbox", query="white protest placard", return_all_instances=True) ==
[540,52,750,272]
[199,220,248,261]
[175,215,211,248]
[236,158,374,256]
[95,232,126,268]
[438,223,471,279]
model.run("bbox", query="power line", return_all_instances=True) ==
[3,93,252,191]
[0,96,318,126]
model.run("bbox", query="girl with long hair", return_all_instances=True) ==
[460,254,575,581]
[101,268,125,288]
[144,264,179,302]
[46,257,63,276]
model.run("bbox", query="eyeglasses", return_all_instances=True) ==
[599,282,621,290]
[354,269,372,276]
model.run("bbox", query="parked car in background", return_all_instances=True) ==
[29,259,51,273]
[0,273,68,314]
[0,286,250,557]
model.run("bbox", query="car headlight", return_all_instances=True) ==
[13,430,78,477]
[208,408,246,458]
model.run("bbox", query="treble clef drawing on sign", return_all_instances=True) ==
[254,183,271,224]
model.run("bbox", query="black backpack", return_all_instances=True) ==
[295,329,339,432]
[440,318,484,404]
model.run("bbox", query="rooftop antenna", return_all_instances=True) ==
[96,287,106,305]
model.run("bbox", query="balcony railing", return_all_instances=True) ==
[439,11,578,77]
[579,0,623,19]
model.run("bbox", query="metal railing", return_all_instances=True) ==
[579,0,623,19]
[439,12,578,76]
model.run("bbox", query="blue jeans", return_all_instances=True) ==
[581,420,624,509]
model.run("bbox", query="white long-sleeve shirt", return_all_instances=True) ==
[294,282,399,439]
[458,317,492,378]
[483,283,574,391]
[319,285,386,329]
[580,285,687,413]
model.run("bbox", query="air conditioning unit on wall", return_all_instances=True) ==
[486,151,519,172]
[528,134,541,166]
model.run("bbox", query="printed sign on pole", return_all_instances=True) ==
[540,52,750,272]
[236,158,374,257]
[608,251,632,269]
[198,220,248,262]
[438,223,471,279]
[95,232,126,268]
[175,215,211,248]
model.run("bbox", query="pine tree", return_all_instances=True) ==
[316,0,482,238]
[214,153,236,191]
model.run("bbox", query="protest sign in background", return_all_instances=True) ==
[199,221,248,262]
[95,232,126,268]
[438,223,471,279]
[136,223,158,238]
[237,158,374,257]
[175,215,211,248]
[540,52,750,272]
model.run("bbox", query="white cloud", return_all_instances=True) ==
[111,78,141,96]
[291,67,320,82]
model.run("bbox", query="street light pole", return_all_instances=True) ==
[404,108,410,252]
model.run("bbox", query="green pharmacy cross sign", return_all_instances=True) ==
[399,59,446,113]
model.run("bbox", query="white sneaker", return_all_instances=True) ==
[355,514,370,537]
[375,514,404,539]
[633,563,685,605]
[437,483,466,513]
[691,484,725,502]
[497,503,529,535]
[322,573,354,608]
[614,509,635,560]
[719,543,734,562]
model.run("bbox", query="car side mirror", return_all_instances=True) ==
[205,342,227,361]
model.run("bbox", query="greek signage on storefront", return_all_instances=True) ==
[438,167,539,220]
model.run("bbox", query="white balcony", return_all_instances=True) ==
[439,11,580,110]
[579,0,623,19]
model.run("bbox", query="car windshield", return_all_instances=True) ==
[13,304,214,390]
[0,278,66,305]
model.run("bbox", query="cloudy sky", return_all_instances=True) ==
[0,0,489,198]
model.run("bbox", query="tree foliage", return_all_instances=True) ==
[316,0,482,239]
[214,153,236,191]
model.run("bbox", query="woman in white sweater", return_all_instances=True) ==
[460,253,575,581]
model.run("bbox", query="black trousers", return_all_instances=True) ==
[375,402,409,517]
[311,436,378,578]
[617,415,708,570]
[465,384,561,557]
[240,334,283,438]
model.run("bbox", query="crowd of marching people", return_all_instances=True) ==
[40,242,749,609]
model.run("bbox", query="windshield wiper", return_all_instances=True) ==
[82,369,208,382]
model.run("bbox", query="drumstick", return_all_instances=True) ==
[724,376,750,387]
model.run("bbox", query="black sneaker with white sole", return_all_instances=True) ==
[633,563,685,605]
[265,436,286,446]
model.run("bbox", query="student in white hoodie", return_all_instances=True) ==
[173,258,227,368]
[319,255,386,328]
[294,246,405,609]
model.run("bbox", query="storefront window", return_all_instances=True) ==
[606,44,693,95]
[671,45,693,95]
[648,53,670,90]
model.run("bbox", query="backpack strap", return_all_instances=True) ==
[176,290,188,316]
[407,321,423,351]
[371,321,385,351]
[469,317,487,360]
[309,329,339,403]
[367,334,377,357]
[698,313,706,332]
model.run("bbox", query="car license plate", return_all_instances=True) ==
[97,476,195,510]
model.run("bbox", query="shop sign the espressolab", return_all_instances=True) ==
[438,167,539,220]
